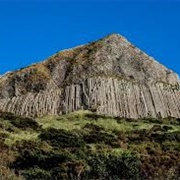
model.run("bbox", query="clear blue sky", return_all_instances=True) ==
[0,0,180,76]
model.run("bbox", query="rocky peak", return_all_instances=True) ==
[0,34,180,118]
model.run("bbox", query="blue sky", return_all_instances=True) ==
[0,0,180,76]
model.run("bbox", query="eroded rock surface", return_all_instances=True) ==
[0,34,180,118]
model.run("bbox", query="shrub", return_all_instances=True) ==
[83,152,140,180]
[151,131,180,143]
[0,111,40,130]
[0,132,8,148]
[83,130,118,146]
[10,117,40,130]
[13,140,88,179]
[22,168,51,180]
[83,123,104,131]
[84,113,112,120]
[51,161,87,180]
[0,148,24,180]
[13,140,77,170]
[15,149,52,170]
[39,128,85,148]
[106,153,140,180]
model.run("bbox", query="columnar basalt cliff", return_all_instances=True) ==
[0,34,180,118]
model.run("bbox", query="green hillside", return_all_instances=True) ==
[0,110,180,180]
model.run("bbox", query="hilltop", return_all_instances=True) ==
[0,34,180,118]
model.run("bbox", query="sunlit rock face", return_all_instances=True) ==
[0,34,180,118]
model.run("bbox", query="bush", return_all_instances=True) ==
[151,131,180,143]
[84,130,118,146]
[107,153,140,180]
[13,145,75,170]
[84,113,112,120]
[10,117,40,130]
[51,161,87,180]
[39,128,85,148]
[0,111,40,130]
[13,140,87,179]
[22,168,51,180]
[83,123,104,131]
[0,132,8,148]
[83,152,140,180]
[0,148,24,180]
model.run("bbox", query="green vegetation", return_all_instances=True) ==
[0,110,180,179]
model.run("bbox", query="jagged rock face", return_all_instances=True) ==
[0,34,180,118]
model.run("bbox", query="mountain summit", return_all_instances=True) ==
[0,34,180,118]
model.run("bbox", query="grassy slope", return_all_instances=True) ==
[0,110,180,180]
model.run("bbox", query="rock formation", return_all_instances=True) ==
[0,34,180,118]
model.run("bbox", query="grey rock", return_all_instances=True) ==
[0,33,180,118]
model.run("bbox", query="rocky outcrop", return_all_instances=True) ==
[0,34,180,118]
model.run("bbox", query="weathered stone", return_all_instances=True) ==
[0,34,179,118]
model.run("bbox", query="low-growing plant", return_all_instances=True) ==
[39,128,85,148]
[83,151,141,180]
[22,168,51,180]
[0,111,40,130]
